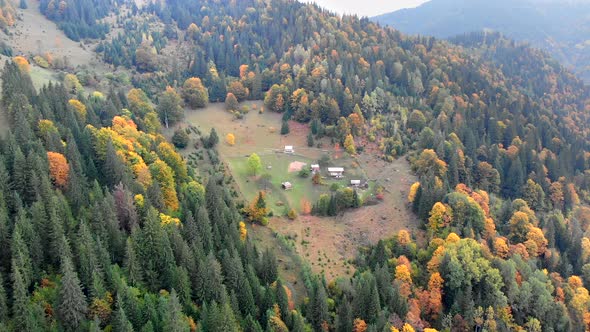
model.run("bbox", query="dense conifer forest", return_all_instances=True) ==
[0,0,588,331]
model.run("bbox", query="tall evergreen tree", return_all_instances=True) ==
[162,290,190,332]
[113,294,134,332]
[56,257,88,332]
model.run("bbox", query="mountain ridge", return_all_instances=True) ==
[372,0,590,82]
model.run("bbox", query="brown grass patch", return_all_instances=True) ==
[288,161,307,173]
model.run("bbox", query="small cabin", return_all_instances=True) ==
[284,145,294,154]
[350,180,361,187]
[281,182,293,190]
[311,164,320,173]
[328,167,344,178]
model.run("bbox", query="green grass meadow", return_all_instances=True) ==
[228,152,370,215]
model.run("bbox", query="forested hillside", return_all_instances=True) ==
[0,0,587,331]
[39,0,115,40]
[372,0,590,82]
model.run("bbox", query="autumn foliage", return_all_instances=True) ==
[13,56,30,73]
[47,152,70,188]
[226,133,235,145]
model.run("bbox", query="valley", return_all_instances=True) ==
[0,0,588,331]
[168,102,418,281]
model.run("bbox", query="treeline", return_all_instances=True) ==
[17,0,590,330]
[0,60,321,331]
[39,0,114,40]
[104,0,588,183]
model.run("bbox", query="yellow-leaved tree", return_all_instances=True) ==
[226,133,236,146]
[344,134,356,154]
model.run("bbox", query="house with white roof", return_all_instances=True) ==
[328,167,344,178]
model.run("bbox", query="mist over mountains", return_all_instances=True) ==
[373,0,590,81]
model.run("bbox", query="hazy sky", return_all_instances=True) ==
[306,0,430,17]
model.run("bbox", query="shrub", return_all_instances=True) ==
[299,168,311,178]
[33,55,49,68]
[172,129,190,148]
[287,209,298,220]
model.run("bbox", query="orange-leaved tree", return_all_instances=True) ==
[47,152,70,188]
[13,56,30,73]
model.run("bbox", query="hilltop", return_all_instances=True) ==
[373,0,590,82]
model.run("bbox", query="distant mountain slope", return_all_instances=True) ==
[373,0,590,82]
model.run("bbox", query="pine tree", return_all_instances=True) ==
[57,257,87,332]
[307,132,314,147]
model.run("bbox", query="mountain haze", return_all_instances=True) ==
[373,0,590,82]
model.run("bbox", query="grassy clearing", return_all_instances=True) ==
[30,66,56,90]
[228,152,371,215]
[184,102,374,214]
[179,102,418,281]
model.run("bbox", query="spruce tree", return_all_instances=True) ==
[103,140,127,187]
[275,279,290,322]
[137,208,174,292]
[280,121,290,135]
[162,290,190,332]
[12,260,33,332]
[113,295,134,332]
[309,280,329,331]
[57,257,87,332]
[0,273,6,322]
[207,128,219,148]
[124,236,143,287]
[335,298,353,332]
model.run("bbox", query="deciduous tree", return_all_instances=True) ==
[247,153,262,176]
[182,77,209,108]
[47,152,70,188]
[226,133,235,146]
[158,86,184,128]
